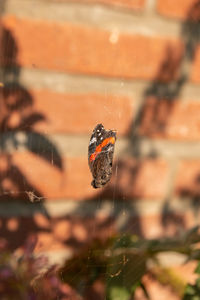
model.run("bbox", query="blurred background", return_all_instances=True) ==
[1,0,200,299]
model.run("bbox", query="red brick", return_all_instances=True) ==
[1,16,183,80]
[157,0,199,20]
[12,152,95,200]
[71,0,145,10]
[56,0,145,10]
[138,98,200,140]
[0,214,115,252]
[136,211,196,239]
[20,89,133,135]
[0,153,169,200]
[0,210,196,253]
[99,158,169,199]
[175,160,200,197]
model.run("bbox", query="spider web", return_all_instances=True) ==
[1,0,198,298]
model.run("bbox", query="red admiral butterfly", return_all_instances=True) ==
[88,124,117,188]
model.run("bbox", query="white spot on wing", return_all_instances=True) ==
[89,136,97,145]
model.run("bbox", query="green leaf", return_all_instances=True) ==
[130,281,140,293]
[106,253,147,300]
[108,286,130,300]
[195,262,200,274]
[195,278,200,289]
[184,284,195,296]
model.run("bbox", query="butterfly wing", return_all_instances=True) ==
[88,124,116,188]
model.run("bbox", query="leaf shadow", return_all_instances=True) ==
[0,11,63,251]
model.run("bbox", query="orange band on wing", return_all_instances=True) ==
[89,136,115,162]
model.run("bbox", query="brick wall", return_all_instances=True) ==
[1,0,200,297]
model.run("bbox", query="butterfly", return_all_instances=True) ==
[88,124,117,188]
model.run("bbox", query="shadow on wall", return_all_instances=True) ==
[84,0,200,238]
[0,13,63,249]
[176,0,200,212]
[0,0,200,256]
